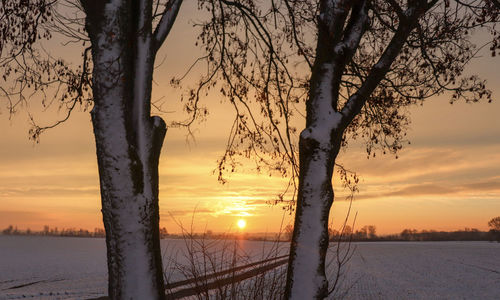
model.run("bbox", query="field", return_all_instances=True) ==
[339,242,500,299]
[0,236,499,299]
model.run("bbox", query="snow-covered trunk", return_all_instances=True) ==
[285,136,340,299]
[284,1,422,298]
[284,2,373,297]
[82,1,166,299]
[284,61,344,299]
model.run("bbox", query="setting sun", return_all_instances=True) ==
[237,219,247,230]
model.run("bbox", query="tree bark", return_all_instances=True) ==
[284,137,338,299]
[284,108,345,299]
[284,58,345,299]
[82,1,167,298]
[284,2,427,298]
[284,2,349,295]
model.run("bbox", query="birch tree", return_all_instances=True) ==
[1,0,184,298]
[193,0,499,298]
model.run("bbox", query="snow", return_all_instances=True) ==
[153,0,183,47]
[299,63,342,146]
[90,0,160,297]
[289,149,330,299]
[293,62,342,298]
[334,2,367,55]
[338,241,500,299]
[0,236,107,299]
[1,237,499,299]
[0,236,287,299]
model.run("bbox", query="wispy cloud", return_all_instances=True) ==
[0,186,99,197]
[0,210,55,226]
[348,179,500,201]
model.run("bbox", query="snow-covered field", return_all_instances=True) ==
[0,236,106,299]
[0,236,286,299]
[341,241,500,300]
[0,236,499,299]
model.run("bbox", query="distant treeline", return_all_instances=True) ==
[327,225,500,242]
[2,224,499,242]
[384,228,500,242]
[0,225,266,241]
[1,225,107,238]
[0,225,174,239]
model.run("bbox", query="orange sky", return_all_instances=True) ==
[0,3,499,235]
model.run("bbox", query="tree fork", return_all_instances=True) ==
[82,0,174,298]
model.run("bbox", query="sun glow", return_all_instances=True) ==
[237,219,247,230]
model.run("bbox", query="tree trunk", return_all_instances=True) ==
[284,60,344,299]
[285,130,343,299]
[92,99,166,300]
[82,1,167,298]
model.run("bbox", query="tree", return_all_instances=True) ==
[489,216,500,242]
[489,216,500,231]
[354,225,376,240]
[2,225,13,235]
[1,0,184,298]
[80,1,185,298]
[367,225,377,239]
[194,0,499,298]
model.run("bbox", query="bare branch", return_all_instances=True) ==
[385,0,405,20]
[341,5,427,126]
[153,0,183,52]
[334,0,369,60]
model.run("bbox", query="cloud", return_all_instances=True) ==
[339,145,500,183]
[0,186,99,197]
[350,180,500,201]
[161,208,214,218]
[462,181,500,191]
[0,210,55,227]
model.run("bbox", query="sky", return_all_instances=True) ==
[0,3,499,235]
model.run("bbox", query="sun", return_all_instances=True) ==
[237,219,247,230]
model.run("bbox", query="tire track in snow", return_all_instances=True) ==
[448,259,500,275]
[3,278,65,290]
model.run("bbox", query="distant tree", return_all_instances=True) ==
[355,225,377,240]
[355,226,368,239]
[328,227,339,240]
[367,225,377,239]
[400,229,417,240]
[43,225,50,235]
[93,228,105,237]
[160,227,169,238]
[488,216,500,242]
[488,216,500,231]
[2,225,13,235]
[343,225,353,237]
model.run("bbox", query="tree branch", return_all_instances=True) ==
[153,0,183,53]
[340,5,426,125]
[386,0,405,20]
[334,0,369,59]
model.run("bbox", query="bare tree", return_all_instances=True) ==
[80,1,185,298]
[0,0,91,125]
[191,0,499,298]
[1,0,184,298]
[489,216,500,231]
[2,1,498,298]
[489,216,500,242]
